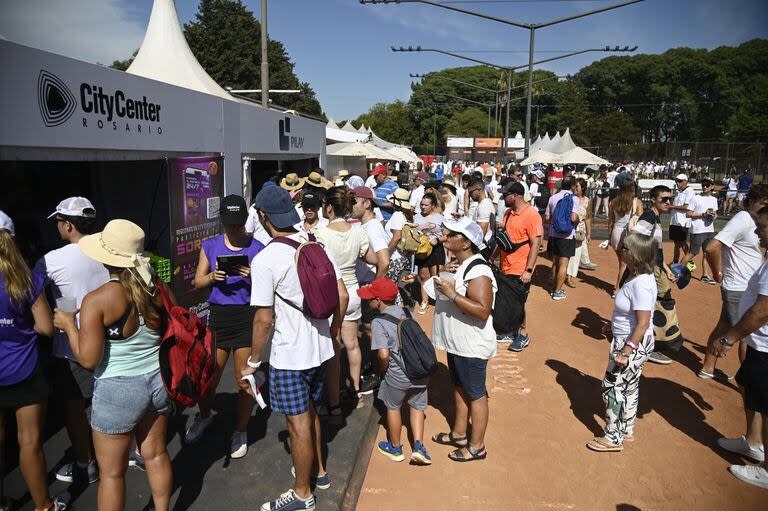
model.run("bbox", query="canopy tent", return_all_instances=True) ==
[127,0,233,100]
[386,146,421,164]
[341,120,358,133]
[326,126,368,144]
[326,117,340,130]
[369,130,399,149]
[326,142,399,161]
[546,128,577,154]
[357,124,368,134]
[520,148,560,166]
[554,147,609,166]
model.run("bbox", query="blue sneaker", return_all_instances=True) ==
[496,333,514,343]
[377,441,405,462]
[260,489,315,511]
[291,466,331,490]
[410,441,432,465]
[508,333,530,352]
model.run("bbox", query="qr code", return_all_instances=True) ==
[207,196,221,219]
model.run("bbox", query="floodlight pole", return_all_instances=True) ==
[260,0,269,108]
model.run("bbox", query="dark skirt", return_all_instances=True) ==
[208,303,255,350]
[0,361,49,409]
[416,242,446,269]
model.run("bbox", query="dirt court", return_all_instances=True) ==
[358,242,768,511]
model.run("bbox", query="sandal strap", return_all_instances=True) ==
[467,444,485,456]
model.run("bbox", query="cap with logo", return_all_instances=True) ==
[0,210,15,237]
[254,185,301,229]
[301,192,322,210]
[47,197,96,219]
[675,173,688,181]
[220,195,248,225]
[443,216,485,250]
[357,278,399,302]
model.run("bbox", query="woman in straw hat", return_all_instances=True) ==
[0,212,69,510]
[53,219,173,511]
[280,173,305,192]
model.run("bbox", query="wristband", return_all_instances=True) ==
[624,340,638,351]
[451,292,460,302]
[246,356,262,369]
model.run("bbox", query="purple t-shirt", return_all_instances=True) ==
[0,269,46,386]
[545,190,580,239]
[202,235,264,305]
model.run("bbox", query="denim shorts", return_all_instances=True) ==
[447,353,489,401]
[91,369,172,435]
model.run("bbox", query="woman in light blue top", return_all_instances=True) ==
[54,219,173,511]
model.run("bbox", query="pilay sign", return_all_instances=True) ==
[38,69,164,135]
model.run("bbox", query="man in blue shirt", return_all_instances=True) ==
[738,168,754,206]
[373,163,399,222]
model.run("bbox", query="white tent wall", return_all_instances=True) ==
[327,155,367,178]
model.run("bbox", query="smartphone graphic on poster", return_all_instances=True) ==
[183,167,211,227]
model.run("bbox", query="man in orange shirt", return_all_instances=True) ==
[496,182,543,351]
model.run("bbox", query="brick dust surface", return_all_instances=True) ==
[358,241,768,511]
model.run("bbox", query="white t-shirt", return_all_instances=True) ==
[316,222,369,288]
[688,194,718,234]
[739,258,768,352]
[364,175,377,188]
[409,185,425,209]
[245,206,273,246]
[715,211,763,292]
[250,233,341,370]
[384,211,408,261]
[529,182,540,206]
[611,273,657,337]
[432,255,498,359]
[36,244,110,359]
[356,217,389,285]
[294,217,328,239]
[606,170,618,188]
[671,187,695,227]
[455,187,467,215]
[473,198,495,242]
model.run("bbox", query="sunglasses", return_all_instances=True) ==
[659,197,671,203]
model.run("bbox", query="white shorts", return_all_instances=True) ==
[344,284,362,322]
[726,191,737,199]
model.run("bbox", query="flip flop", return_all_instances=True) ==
[449,444,487,462]
[586,436,623,452]
[431,432,467,448]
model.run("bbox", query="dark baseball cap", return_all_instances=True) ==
[254,186,300,229]
[220,195,248,225]
[301,192,322,210]
[501,181,526,197]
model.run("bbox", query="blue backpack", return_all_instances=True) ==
[552,193,574,235]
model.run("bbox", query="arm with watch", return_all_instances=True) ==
[711,294,768,358]
[520,234,542,284]
[613,309,652,368]
[703,238,725,283]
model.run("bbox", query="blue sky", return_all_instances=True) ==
[2,0,767,120]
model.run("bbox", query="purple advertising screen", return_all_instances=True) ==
[168,156,224,317]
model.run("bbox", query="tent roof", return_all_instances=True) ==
[126,0,233,100]
[357,124,368,134]
[326,117,340,130]
[326,142,399,160]
[341,120,358,133]
[547,127,577,154]
[520,148,560,166]
[326,126,368,143]
[555,147,609,165]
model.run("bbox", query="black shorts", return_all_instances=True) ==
[736,346,768,414]
[47,357,94,400]
[208,303,255,350]
[447,353,488,401]
[669,225,688,242]
[548,237,576,258]
[0,362,49,409]
[416,243,446,269]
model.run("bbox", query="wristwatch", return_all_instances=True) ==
[718,336,735,347]
[524,268,534,274]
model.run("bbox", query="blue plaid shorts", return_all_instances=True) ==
[269,363,327,416]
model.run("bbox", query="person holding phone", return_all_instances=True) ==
[187,195,265,459]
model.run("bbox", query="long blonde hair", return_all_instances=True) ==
[622,232,657,277]
[116,268,163,331]
[0,230,33,306]
[610,180,637,216]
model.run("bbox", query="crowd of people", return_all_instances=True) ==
[1,157,767,511]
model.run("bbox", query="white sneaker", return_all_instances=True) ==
[230,431,248,459]
[718,436,765,462]
[728,464,768,490]
[184,414,214,444]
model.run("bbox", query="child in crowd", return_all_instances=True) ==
[358,279,431,465]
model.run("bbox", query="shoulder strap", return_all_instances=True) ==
[377,313,401,326]
[270,236,302,249]
[462,257,492,280]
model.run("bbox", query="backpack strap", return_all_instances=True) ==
[461,257,493,281]
[270,236,302,249]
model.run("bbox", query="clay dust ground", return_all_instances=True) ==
[358,241,767,511]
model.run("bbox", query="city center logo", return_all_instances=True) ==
[279,117,290,151]
[37,70,77,127]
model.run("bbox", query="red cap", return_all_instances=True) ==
[357,279,399,302]
[371,164,388,177]
[354,186,375,200]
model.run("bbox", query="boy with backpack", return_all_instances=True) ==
[545,176,580,300]
[358,279,434,465]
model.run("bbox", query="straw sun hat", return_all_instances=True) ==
[280,173,305,191]
[78,219,155,287]
[305,171,326,188]
[386,188,412,210]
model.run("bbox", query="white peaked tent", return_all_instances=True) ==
[357,124,368,134]
[341,120,358,133]
[547,128,577,154]
[555,147,609,165]
[326,118,340,130]
[520,148,560,166]
[127,0,233,100]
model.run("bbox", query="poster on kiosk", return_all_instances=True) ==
[168,155,224,318]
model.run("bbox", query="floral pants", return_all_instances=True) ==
[601,334,654,444]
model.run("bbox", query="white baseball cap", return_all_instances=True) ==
[675,173,689,181]
[47,197,96,219]
[443,216,486,251]
[0,210,15,237]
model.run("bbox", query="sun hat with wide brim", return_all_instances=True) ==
[78,219,154,287]
[386,188,412,210]
[280,173,305,191]
[305,171,326,189]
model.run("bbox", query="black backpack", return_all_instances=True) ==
[463,258,528,335]
[378,309,438,380]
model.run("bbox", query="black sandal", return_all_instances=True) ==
[431,432,468,448]
[449,444,487,462]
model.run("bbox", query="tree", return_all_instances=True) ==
[445,108,502,139]
[354,101,418,145]
[110,50,137,71]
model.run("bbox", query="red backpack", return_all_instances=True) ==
[156,282,217,408]
[270,234,339,320]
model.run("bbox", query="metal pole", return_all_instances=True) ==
[433,104,437,159]
[487,105,491,137]
[524,28,535,157]
[494,93,499,137]
[504,69,512,161]
[260,0,269,108]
